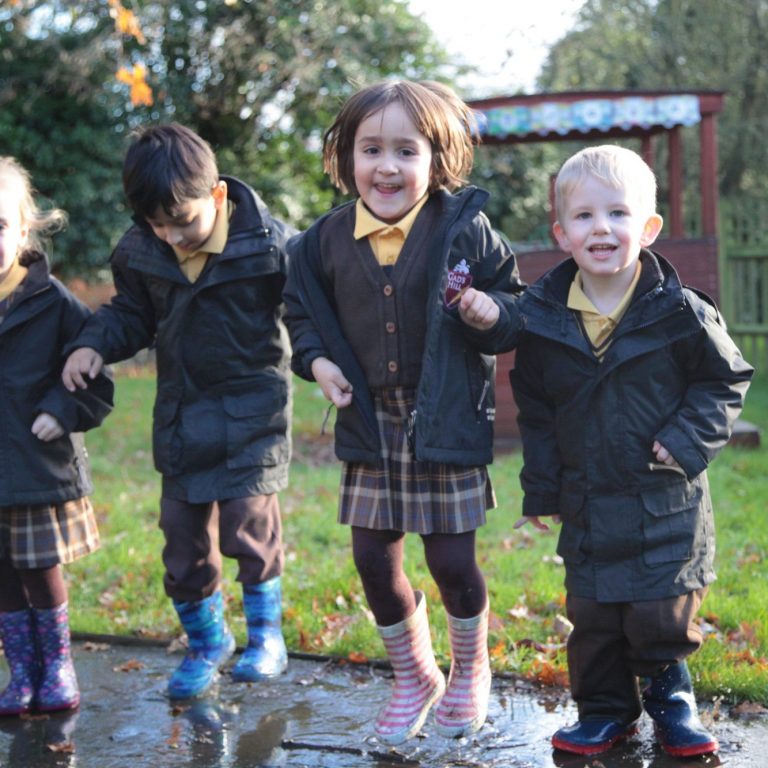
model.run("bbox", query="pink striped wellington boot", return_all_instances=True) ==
[434,602,491,738]
[374,591,446,745]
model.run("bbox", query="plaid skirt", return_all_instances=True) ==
[339,388,495,534]
[0,497,100,569]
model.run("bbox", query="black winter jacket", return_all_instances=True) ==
[510,250,753,601]
[0,253,113,506]
[71,177,295,503]
[284,187,525,466]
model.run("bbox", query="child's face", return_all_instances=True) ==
[0,180,28,282]
[553,174,662,281]
[146,181,227,253]
[353,101,432,224]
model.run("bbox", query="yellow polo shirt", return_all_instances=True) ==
[567,263,642,358]
[353,195,429,266]
[172,201,233,282]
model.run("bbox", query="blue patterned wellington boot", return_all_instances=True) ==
[231,577,288,682]
[168,591,236,699]
[643,662,719,757]
[0,609,39,715]
[34,603,80,712]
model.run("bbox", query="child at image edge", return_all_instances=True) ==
[284,80,525,744]
[511,145,753,758]
[62,124,295,699]
[0,157,113,715]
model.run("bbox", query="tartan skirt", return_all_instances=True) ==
[0,496,100,569]
[339,387,495,534]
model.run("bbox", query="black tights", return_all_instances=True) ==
[0,557,67,612]
[351,527,487,627]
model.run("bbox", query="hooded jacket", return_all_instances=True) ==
[284,186,525,466]
[510,250,753,601]
[0,252,113,505]
[71,177,295,503]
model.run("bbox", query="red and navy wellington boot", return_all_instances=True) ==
[643,662,719,757]
[552,717,639,755]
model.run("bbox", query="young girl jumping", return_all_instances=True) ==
[285,80,524,744]
[0,157,113,714]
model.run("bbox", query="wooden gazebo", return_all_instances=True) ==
[465,90,726,446]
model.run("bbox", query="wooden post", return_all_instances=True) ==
[668,126,684,238]
[700,112,719,237]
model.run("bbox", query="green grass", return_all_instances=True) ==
[70,367,768,704]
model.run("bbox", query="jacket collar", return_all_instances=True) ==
[124,176,276,281]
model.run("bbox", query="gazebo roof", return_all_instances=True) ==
[467,89,724,144]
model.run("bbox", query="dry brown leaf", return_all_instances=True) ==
[113,658,146,673]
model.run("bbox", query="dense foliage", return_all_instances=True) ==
[1,1,766,274]
[0,0,454,276]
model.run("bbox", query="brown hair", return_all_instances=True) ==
[122,123,219,219]
[322,80,477,195]
[0,156,67,257]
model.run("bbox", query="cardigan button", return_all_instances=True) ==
[387,360,398,373]
[383,284,393,296]
[386,322,396,334]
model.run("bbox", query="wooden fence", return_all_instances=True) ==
[721,197,768,373]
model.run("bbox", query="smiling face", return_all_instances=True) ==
[553,174,663,283]
[0,179,29,282]
[146,180,226,253]
[352,101,433,224]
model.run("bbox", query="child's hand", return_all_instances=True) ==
[62,347,104,391]
[457,288,499,330]
[513,515,561,531]
[652,440,680,468]
[32,413,64,442]
[311,357,353,408]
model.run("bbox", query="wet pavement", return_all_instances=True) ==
[1,638,767,768]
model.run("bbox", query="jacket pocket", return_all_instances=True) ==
[152,387,183,475]
[641,478,702,565]
[556,523,587,565]
[223,387,289,470]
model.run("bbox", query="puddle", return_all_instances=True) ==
[0,640,766,767]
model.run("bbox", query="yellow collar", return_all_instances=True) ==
[353,195,428,241]
[567,263,641,321]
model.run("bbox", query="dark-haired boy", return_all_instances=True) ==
[63,123,295,699]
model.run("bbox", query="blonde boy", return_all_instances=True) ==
[511,145,752,757]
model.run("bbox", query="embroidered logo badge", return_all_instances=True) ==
[444,258,473,308]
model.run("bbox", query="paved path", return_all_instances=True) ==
[1,638,766,767]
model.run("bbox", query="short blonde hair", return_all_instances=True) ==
[0,156,67,257]
[323,79,477,195]
[554,144,658,221]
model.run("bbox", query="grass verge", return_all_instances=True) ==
[71,367,768,705]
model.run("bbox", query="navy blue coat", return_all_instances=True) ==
[0,253,113,506]
[72,177,294,503]
[510,250,753,601]
[284,187,525,466]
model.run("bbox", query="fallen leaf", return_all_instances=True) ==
[113,658,146,672]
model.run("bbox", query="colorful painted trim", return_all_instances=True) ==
[475,95,701,139]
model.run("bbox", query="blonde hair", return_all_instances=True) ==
[323,79,478,195]
[554,144,658,221]
[0,157,67,258]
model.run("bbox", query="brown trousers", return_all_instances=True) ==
[565,589,707,723]
[159,494,283,602]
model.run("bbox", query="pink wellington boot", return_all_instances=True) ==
[434,602,491,738]
[374,591,446,745]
